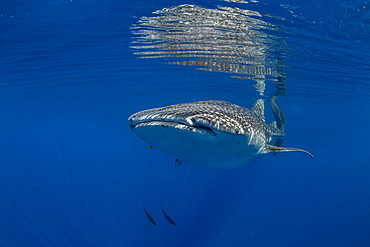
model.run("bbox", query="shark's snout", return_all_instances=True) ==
[128,113,216,137]
[127,117,135,131]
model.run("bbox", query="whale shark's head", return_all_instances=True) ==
[128,100,313,170]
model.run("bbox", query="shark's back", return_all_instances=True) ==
[143,100,267,135]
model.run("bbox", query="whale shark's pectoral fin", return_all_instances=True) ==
[272,138,283,156]
[267,145,314,158]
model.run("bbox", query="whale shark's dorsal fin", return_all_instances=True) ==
[267,145,314,158]
[251,99,265,122]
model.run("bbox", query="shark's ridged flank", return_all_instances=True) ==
[128,99,313,170]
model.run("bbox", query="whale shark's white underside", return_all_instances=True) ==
[128,99,313,170]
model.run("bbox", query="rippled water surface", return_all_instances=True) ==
[1,0,369,246]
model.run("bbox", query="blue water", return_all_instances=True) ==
[1,0,370,246]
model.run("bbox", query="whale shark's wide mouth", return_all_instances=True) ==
[128,118,216,137]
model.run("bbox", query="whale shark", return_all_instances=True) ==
[128,99,313,170]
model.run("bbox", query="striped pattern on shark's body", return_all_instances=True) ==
[128,99,313,170]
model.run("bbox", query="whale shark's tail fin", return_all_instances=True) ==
[267,145,314,158]
[265,97,313,158]
[270,96,285,132]
[251,97,286,137]
[269,121,285,136]
[268,96,286,140]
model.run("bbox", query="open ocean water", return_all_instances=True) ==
[1,0,370,246]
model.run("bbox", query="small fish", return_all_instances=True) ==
[175,159,183,169]
[144,208,156,226]
[147,146,153,149]
[161,206,176,226]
